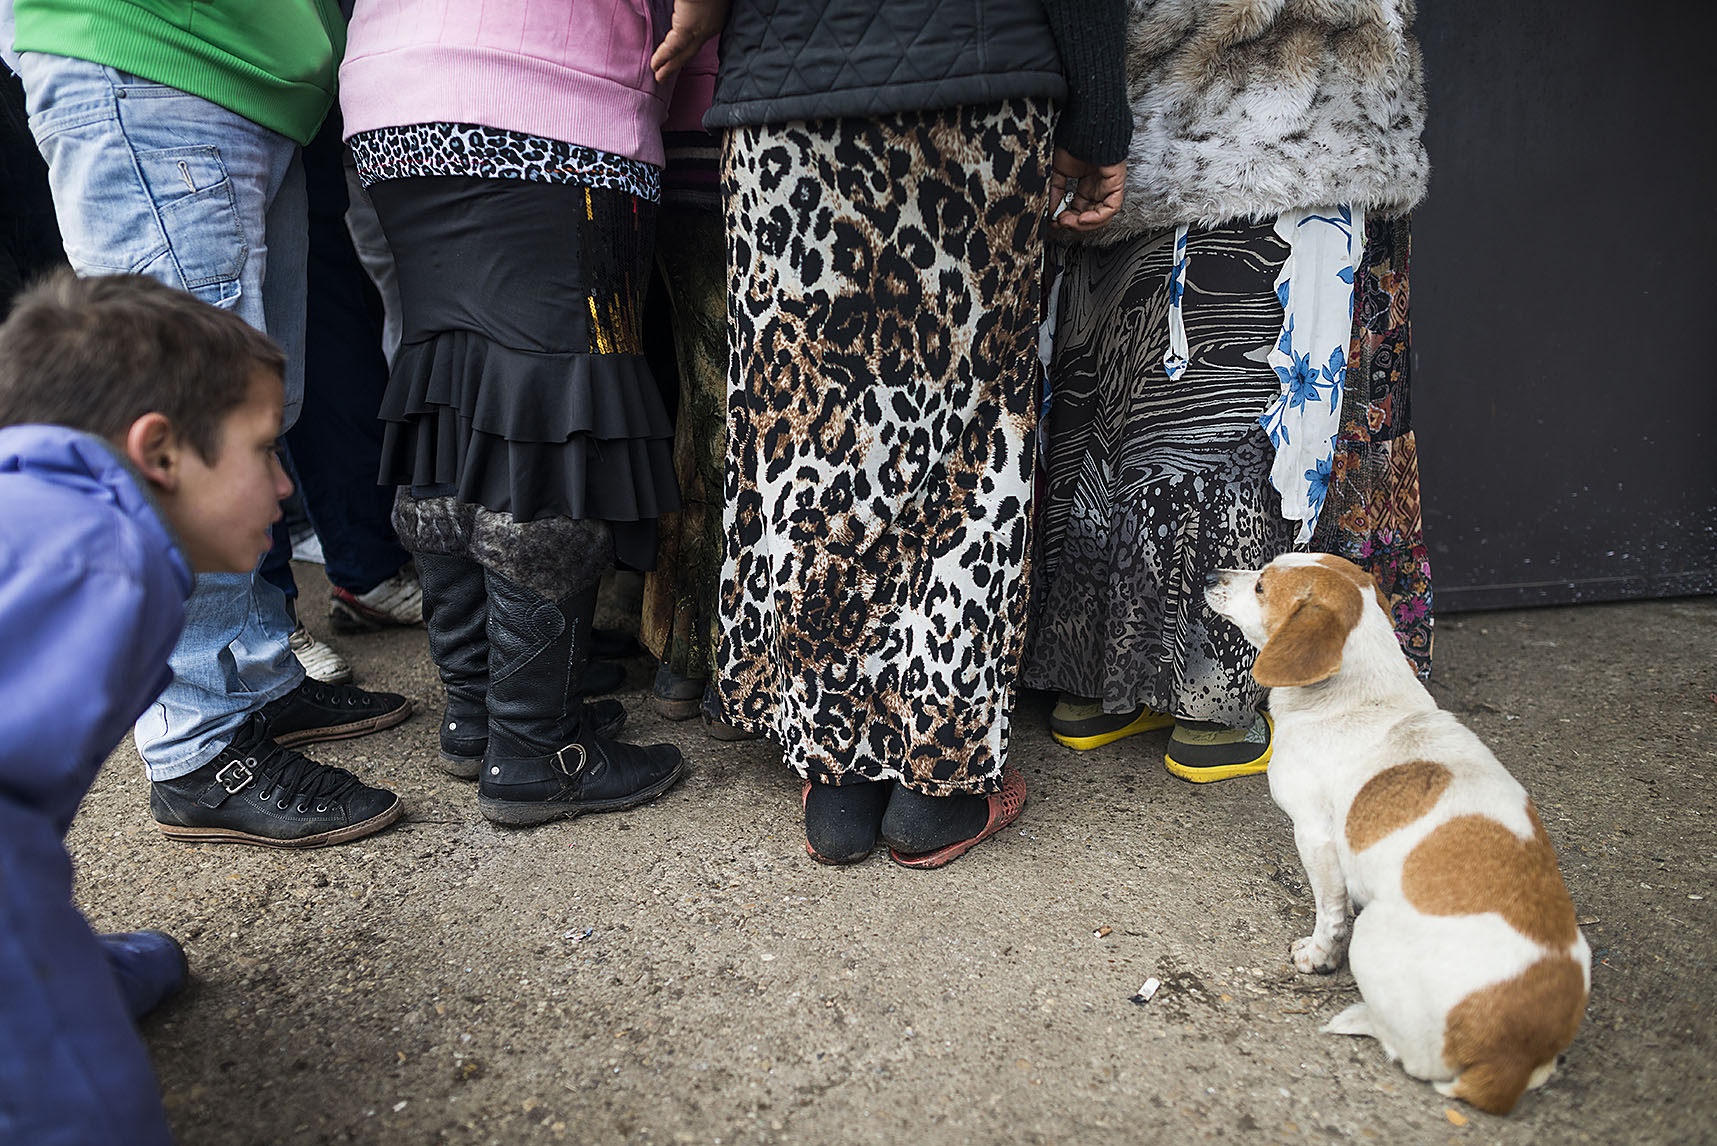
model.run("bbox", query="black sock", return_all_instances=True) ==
[804,779,891,863]
[879,784,989,854]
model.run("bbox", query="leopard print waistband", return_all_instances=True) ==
[350,122,660,202]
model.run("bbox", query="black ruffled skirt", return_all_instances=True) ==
[368,175,678,569]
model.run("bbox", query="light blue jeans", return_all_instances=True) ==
[18,52,308,780]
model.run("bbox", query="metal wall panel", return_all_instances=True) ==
[1414,1,1717,610]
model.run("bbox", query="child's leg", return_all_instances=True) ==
[0,814,173,1145]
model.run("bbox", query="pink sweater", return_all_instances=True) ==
[340,0,672,167]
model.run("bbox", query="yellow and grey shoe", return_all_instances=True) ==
[1164,712,1273,783]
[1050,695,1176,750]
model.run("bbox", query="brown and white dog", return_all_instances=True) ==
[1205,553,1590,1115]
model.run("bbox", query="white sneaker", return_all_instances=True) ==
[328,564,424,633]
[289,624,353,684]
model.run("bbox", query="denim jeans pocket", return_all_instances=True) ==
[27,91,248,303]
[135,144,248,297]
[22,92,115,139]
[27,113,159,274]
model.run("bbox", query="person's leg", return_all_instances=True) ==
[468,513,683,826]
[393,493,490,775]
[20,58,410,841]
[1154,220,1301,781]
[147,710,405,847]
[641,207,730,721]
[477,567,683,825]
[17,52,308,777]
[152,140,309,771]
[801,780,894,865]
[295,114,416,623]
[1309,213,1433,676]
[1024,212,1295,784]
[296,255,413,609]
[342,151,402,367]
[715,102,1050,866]
[416,548,490,772]
[867,99,1051,861]
[266,503,356,685]
[0,813,174,1146]
[259,509,301,605]
[0,66,65,312]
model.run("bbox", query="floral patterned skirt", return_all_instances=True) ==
[1312,214,1433,675]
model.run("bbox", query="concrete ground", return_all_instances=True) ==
[72,568,1715,1146]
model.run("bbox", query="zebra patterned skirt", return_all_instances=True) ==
[1023,221,1300,727]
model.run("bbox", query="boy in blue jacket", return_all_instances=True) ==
[0,272,395,1143]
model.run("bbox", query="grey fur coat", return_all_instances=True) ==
[1099,0,1429,242]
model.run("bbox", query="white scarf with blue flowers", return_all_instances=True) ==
[1162,207,1362,543]
[1260,207,1363,542]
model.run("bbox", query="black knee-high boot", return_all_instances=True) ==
[416,552,490,777]
[477,568,684,825]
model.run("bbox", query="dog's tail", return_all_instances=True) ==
[1320,1002,1375,1038]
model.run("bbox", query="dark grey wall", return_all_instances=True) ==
[1413,1,1717,611]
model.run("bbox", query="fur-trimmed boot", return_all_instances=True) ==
[477,568,684,826]
[416,552,491,777]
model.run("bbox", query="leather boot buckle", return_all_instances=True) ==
[552,742,587,778]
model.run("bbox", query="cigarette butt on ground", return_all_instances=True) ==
[1129,977,1162,1005]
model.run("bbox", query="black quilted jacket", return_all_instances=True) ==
[705,0,1130,165]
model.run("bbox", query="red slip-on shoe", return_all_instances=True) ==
[887,767,1027,870]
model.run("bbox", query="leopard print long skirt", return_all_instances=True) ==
[712,98,1054,796]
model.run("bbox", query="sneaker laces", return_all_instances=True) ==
[288,625,350,677]
[250,739,367,810]
[294,679,382,710]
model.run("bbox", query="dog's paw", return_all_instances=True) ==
[1292,934,1347,974]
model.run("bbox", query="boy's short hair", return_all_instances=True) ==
[0,271,285,463]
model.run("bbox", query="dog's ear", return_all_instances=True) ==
[1252,583,1363,687]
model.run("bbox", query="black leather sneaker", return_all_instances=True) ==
[150,719,403,848]
[260,679,413,748]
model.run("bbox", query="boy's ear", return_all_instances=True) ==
[123,412,183,492]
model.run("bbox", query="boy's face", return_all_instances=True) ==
[166,370,292,574]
